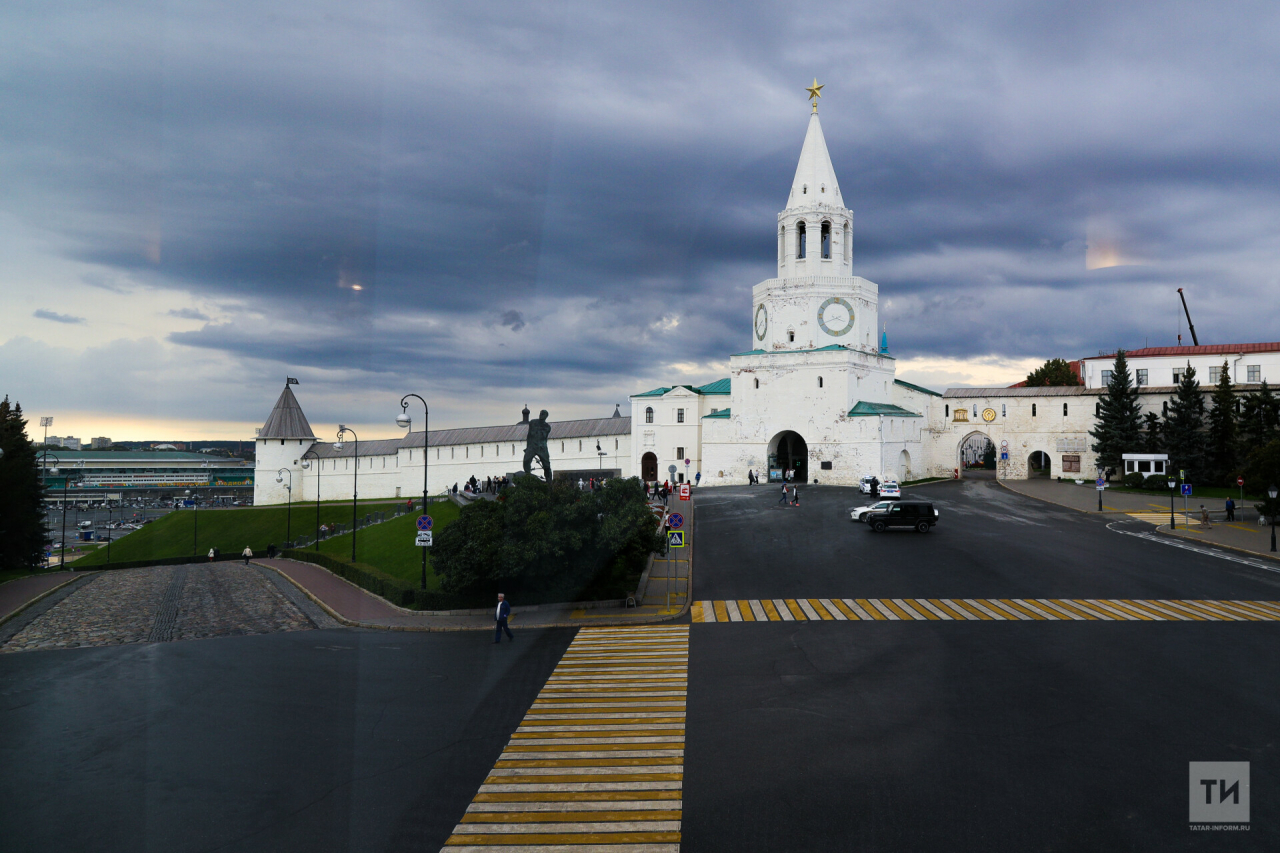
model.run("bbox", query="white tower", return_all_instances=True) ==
[253,381,317,505]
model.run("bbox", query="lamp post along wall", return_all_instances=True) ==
[399,393,429,590]
[1270,485,1278,553]
[301,449,321,551]
[275,468,293,544]
[336,426,358,562]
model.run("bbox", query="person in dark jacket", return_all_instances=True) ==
[494,593,514,643]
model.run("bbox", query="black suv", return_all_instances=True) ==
[865,501,939,533]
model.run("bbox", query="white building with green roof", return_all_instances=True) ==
[631,103,943,486]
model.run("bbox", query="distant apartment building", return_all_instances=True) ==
[47,436,83,450]
[90,436,113,449]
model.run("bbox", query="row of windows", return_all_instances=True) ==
[1102,365,1263,386]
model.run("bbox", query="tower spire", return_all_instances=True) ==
[786,101,842,210]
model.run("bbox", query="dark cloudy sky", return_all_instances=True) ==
[3,0,1279,440]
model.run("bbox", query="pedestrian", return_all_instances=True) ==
[695,471,701,487]
[494,593,514,643]
[870,476,879,498]
[778,482,789,505]
[208,547,215,562]
[1199,505,1212,529]
[578,477,585,491]
[242,546,252,566]
[791,486,800,507]
[1226,497,1236,522]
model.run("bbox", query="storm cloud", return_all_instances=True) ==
[2,0,1279,434]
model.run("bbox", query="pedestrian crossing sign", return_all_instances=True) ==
[667,530,685,548]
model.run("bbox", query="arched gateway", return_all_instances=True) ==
[641,452,658,482]
[768,431,808,482]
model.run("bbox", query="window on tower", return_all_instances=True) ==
[645,407,653,424]
[821,221,831,259]
[797,222,806,258]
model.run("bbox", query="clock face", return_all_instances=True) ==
[817,296,855,337]
[754,304,768,341]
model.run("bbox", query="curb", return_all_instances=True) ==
[996,480,1133,517]
[0,573,96,629]
[1156,526,1280,564]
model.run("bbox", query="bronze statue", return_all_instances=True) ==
[522,409,552,481]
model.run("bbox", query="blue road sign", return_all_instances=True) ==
[1181,484,1193,496]
[416,515,434,531]
[667,512,684,530]
[1000,452,1008,460]
[667,530,685,548]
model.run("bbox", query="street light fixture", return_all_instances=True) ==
[1269,484,1278,553]
[185,489,198,557]
[398,394,429,590]
[275,468,293,544]
[335,425,358,562]
[40,451,70,569]
[1167,478,1177,530]
[301,449,321,551]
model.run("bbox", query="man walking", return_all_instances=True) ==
[241,546,253,566]
[494,593,514,643]
[1226,497,1236,522]
[778,482,789,505]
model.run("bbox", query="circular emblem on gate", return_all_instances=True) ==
[754,304,769,341]
[982,408,997,422]
[817,296,855,337]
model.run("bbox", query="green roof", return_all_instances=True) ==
[634,386,673,397]
[847,401,922,418]
[702,408,731,419]
[893,379,943,398]
[695,378,731,395]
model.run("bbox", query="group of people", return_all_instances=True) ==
[453,475,511,496]
[777,482,801,507]
[747,468,799,485]
[649,480,673,501]
[577,477,607,492]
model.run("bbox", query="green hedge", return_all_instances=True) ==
[280,549,482,611]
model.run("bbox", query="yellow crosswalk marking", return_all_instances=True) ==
[690,599,1280,625]
[439,626,689,852]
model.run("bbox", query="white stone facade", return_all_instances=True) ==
[1079,346,1280,389]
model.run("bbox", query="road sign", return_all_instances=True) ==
[1000,452,1008,461]
[1000,440,1009,449]
[668,464,677,475]
[1238,476,1245,487]
[667,512,684,529]
[1181,484,1193,496]
[416,514,433,531]
[679,484,690,501]
[667,530,685,548]
[416,530,433,547]
[1096,478,1106,488]
[684,458,691,466]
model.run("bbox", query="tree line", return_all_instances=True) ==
[1089,352,1280,500]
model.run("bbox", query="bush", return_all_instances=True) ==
[1122,472,1146,489]
[1143,474,1171,491]
[432,476,663,604]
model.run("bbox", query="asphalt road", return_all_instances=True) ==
[683,479,1280,850]
[0,626,574,853]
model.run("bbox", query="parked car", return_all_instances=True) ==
[858,476,878,495]
[878,481,901,499]
[851,500,896,523]
[865,501,939,533]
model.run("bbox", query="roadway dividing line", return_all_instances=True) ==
[1107,521,1280,574]
[690,598,1280,623]
[439,625,688,852]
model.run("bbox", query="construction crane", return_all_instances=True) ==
[1177,288,1199,346]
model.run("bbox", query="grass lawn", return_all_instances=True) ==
[69,502,402,567]
[308,499,462,589]
[1084,483,1265,502]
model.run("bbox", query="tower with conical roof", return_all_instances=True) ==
[253,380,318,505]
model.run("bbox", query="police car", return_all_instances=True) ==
[878,481,901,499]
[858,476,879,495]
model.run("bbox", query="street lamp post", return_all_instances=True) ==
[39,451,69,569]
[275,468,293,545]
[185,489,198,557]
[1097,466,1104,512]
[106,502,112,564]
[335,426,358,562]
[301,449,321,551]
[1269,484,1278,553]
[597,440,605,470]
[1168,478,1177,530]
[397,394,429,590]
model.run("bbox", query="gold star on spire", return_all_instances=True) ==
[806,77,824,112]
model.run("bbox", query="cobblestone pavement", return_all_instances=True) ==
[1,564,317,653]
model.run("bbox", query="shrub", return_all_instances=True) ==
[1122,472,1145,489]
[1143,474,1171,491]
[432,476,663,604]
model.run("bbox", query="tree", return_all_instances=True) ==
[1239,381,1280,451]
[0,397,49,572]
[1206,360,1239,484]
[1142,411,1163,453]
[1164,363,1207,483]
[1089,351,1144,472]
[1024,358,1082,387]
[1243,438,1280,521]
[432,476,664,602]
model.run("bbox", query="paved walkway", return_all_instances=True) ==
[0,573,78,624]
[999,477,1279,563]
[256,558,687,632]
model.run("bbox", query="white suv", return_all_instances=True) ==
[851,500,895,523]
